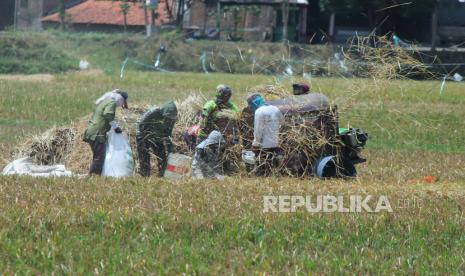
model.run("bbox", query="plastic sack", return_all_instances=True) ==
[241,150,256,165]
[2,157,72,177]
[102,131,134,178]
[79,60,89,70]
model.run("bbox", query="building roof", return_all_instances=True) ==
[219,0,308,5]
[42,0,172,26]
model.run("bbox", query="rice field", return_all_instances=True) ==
[1,71,465,273]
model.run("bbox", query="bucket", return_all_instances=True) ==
[164,153,192,180]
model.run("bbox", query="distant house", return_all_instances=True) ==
[42,0,173,32]
[4,0,78,31]
[185,0,309,42]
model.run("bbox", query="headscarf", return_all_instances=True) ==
[160,101,178,120]
[215,84,232,105]
[196,130,225,149]
[95,89,128,108]
[247,94,266,112]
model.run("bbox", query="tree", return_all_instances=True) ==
[119,0,131,32]
[320,0,352,41]
[58,0,66,31]
[147,0,160,37]
[176,0,190,30]
[223,5,242,40]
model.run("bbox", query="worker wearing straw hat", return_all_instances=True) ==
[247,94,284,176]
[136,101,178,177]
[83,89,129,175]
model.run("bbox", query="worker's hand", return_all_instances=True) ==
[198,129,207,140]
[114,127,123,134]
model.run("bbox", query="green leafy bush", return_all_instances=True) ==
[0,35,78,74]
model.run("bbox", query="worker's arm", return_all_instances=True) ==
[277,108,284,125]
[252,110,263,148]
[199,101,216,137]
[168,118,176,137]
[103,102,116,125]
[229,102,239,113]
[137,107,161,134]
[165,119,176,152]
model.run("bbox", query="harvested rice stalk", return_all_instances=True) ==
[172,93,206,153]
[15,127,76,165]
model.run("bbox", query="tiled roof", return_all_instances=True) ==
[42,0,172,26]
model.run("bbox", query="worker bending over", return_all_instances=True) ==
[136,101,178,177]
[191,130,226,179]
[83,89,128,175]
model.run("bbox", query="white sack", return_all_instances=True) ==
[102,131,134,178]
[2,157,72,177]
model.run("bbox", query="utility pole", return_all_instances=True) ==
[328,12,335,43]
[282,0,289,41]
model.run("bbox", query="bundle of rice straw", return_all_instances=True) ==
[15,127,76,165]
[173,93,206,153]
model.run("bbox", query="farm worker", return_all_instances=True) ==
[83,89,128,175]
[392,32,409,47]
[136,101,178,177]
[198,84,239,140]
[292,83,310,95]
[247,94,284,176]
[191,130,225,179]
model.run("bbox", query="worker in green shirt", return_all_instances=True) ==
[136,101,178,177]
[198,84,239,140]
[83,89,129,175]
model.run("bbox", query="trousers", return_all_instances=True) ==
[88,140,106,175]
[137,137,169,177]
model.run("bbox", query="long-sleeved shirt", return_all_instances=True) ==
[200,99,239,133]
[84,99,116,144]
[136,101,177,142]
[252,105,284,149]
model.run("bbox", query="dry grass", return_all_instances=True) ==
[14,127,76,165]
[0,74,54,82]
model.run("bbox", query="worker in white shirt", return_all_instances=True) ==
[246,94,284,176]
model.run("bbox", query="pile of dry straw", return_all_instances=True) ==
[15,94,207,175]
